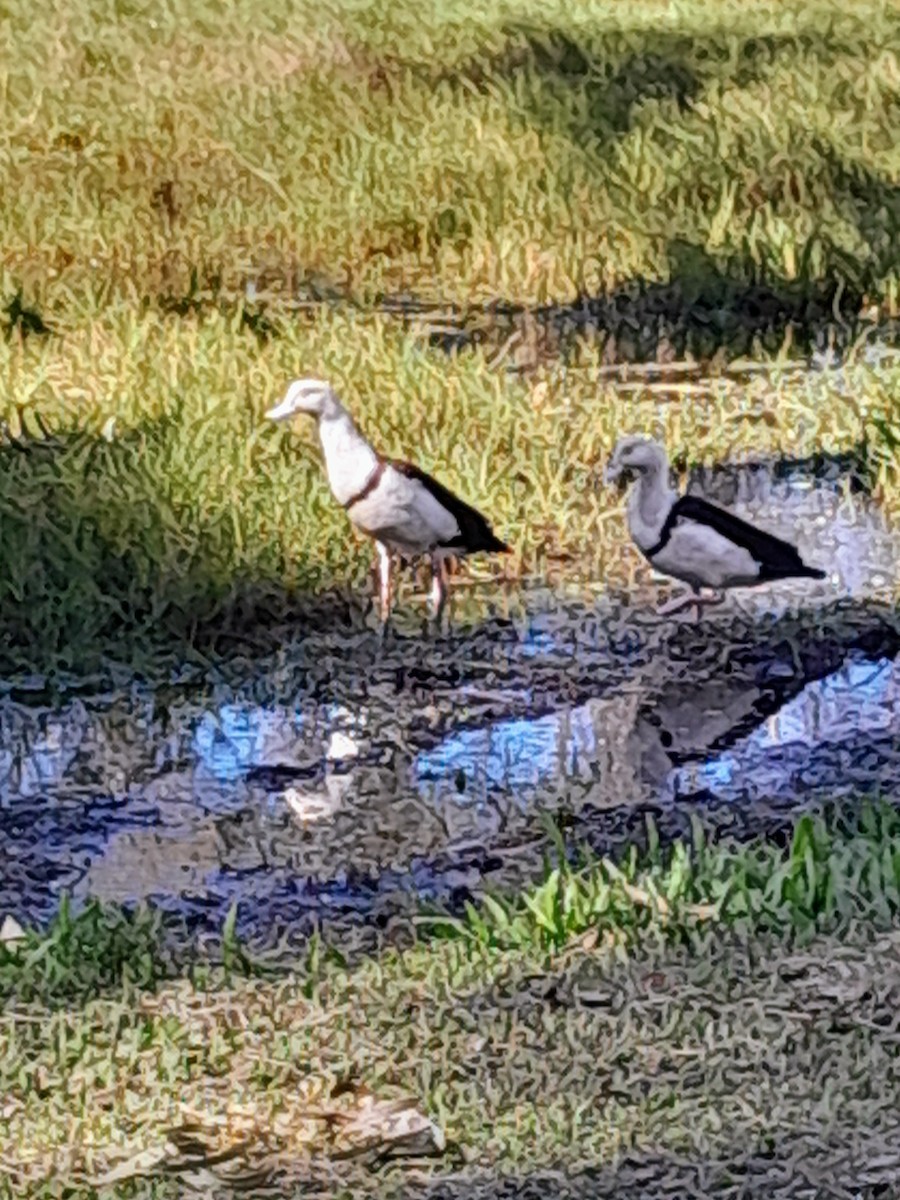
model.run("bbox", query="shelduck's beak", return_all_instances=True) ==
[264,395,299,422]
[603,461,627,489]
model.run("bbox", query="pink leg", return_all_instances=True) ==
[376,542,394,630]
[657,588,726,620]
[429,555,449,627]
[656,589,699,617]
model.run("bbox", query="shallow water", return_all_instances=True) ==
[673,654,900,803]
[1,457,898,946]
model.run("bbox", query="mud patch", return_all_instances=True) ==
[0,456,897,948]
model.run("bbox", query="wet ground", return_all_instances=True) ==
[1,455,899,950]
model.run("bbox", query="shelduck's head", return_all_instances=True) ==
[603,435,669,490]
[265,378,340,423]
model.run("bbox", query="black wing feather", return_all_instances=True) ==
[652,495,825,581]
[390,459,509,554]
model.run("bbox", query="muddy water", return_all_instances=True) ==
[1,459,898,947]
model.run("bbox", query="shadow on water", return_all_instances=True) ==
[1,455,899,949]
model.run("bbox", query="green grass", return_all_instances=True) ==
[3,3,900,1190]
[0,897,260,1008]
[0,897,178,1007]
[3,0,900,312]
[0,302,897,675]
[3,805,900,1196]
[7,805,900,1009]
[428,803,900,950]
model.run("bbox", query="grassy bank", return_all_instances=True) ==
[3,0,900,313]
[0,303,897,674]
[3,807,900,1196]
[3,0,900,673]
